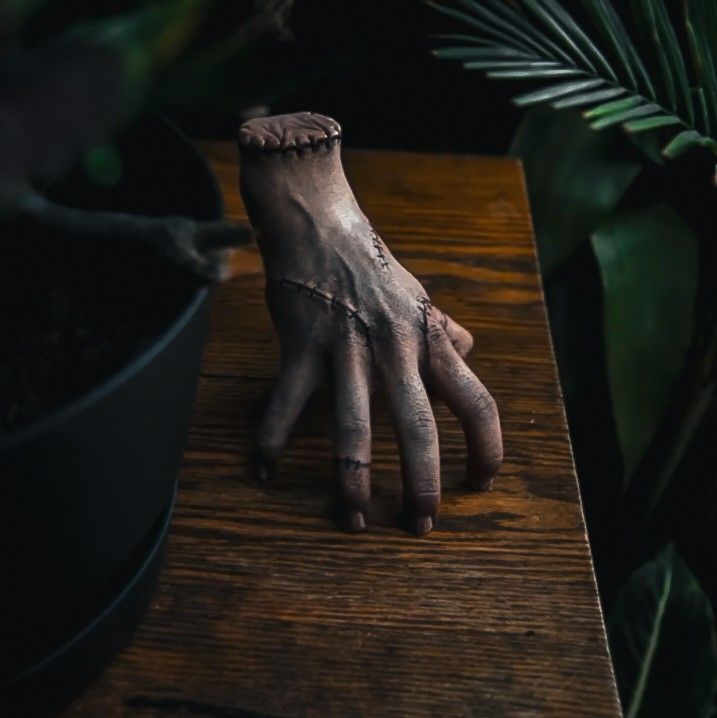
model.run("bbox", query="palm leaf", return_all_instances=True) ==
[431,46,537,60]
[481,0,574,59]
[462,60,560,70]
[580,0,641,90]
[520,0,598,73]
[624,115,682,133]
[662,129,703,158]
[454,0,576,63]
[589,102,661,130]
[685,0,717,133]
[514,78,605,106]
[487,67,584,78]
[631,0,677,110]
[551,86,625,109]
[584,95,643,118]
[426,1,543,57]
[429,0,717,163]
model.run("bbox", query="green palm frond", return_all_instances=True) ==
[427,0,717,160]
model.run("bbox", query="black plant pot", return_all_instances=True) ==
[0,115,221,712]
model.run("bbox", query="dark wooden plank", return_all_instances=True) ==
[63,144,621,717]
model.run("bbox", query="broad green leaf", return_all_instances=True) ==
[585,95,643,118]
[551,86,625,109]
[608,544,717,718]
[591,205,697,480]
[513,78,604,106]
[590,102,660,129]
[432,46,535,60]
[510,106,641,275]
[487,67,584,79]
[662,130,704,158]
[624,115,682,133]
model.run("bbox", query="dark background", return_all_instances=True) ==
[173,0,523,152]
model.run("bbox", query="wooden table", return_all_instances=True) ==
[64,145,621,716]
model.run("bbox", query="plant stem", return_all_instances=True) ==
[13,190,255,282]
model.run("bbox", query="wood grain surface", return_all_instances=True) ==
[63,144,622,717]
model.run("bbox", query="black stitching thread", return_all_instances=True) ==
[370,230,390,270]
[277,277,371,337]
[242,135,341,155]
[417,296,432,336]
[335,456,371,471]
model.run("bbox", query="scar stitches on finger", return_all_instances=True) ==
[370,229,390,271]
[335,456,371,471]
[417,296,432,335]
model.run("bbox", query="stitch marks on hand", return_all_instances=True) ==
[370,230,390,271]
[335,456,371,471]
[417,296,448,339]
[277,277,370,336]
[417,296,432,335]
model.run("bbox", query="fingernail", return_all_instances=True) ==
[252,449,276,483]
[255,462,271,482]
[343,511,366,533]
[410,515,434,536]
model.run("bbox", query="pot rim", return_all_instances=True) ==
[0,114,220,455]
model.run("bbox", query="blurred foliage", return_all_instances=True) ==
[432,0,717,712]
[510,107,641,274]
[591,204,698,483]
[609,544,717,718]
[0,0,294,278]
[0,0,293,192]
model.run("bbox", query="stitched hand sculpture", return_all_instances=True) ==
[238,112,503,535]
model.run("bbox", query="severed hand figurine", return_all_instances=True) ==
[238,112,503,536]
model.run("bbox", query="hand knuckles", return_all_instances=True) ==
[337,416,371,440]
[407,408,436,434]
[469,390,498,418]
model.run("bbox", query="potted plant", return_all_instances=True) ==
[0,0,291,711]
[429,1,717,715]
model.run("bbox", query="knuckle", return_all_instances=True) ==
[469,390,498,419]
[408,407,436,435]
[338,415,371,441]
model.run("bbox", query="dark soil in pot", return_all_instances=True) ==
[0,228,199,433]
[1,112,219,433]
